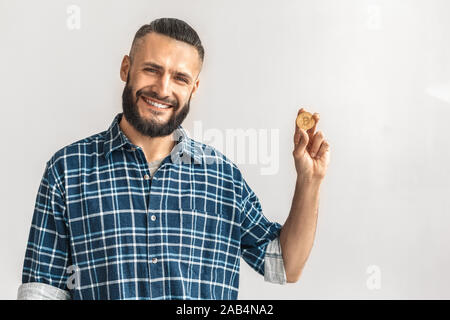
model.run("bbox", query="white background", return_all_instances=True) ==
[1,0,449,299]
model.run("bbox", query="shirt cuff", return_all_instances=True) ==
[264,236,287,285]
[17,282,71,300]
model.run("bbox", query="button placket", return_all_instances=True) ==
[151,163,165,181]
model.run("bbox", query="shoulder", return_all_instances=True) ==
[46,130,107,182]
[188,137,245,186]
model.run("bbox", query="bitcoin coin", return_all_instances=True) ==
[296,111,315,130]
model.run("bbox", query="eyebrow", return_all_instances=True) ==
[141,62,193,82]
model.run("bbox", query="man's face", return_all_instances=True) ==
[120,32,201,137]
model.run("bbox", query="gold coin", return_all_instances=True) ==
[296,111,315,130]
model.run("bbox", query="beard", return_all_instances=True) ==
[121,76,191,138]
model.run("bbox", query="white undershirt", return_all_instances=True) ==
[147,159,164,178]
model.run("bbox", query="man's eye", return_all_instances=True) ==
[144,68,157,73]
[176,77,188,83]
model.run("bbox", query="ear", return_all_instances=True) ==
[120,55,131,82]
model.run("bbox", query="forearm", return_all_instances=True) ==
[279,178,321,282]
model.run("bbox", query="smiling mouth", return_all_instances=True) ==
[141,96,173,110]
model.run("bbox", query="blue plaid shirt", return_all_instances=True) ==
[18,113,286,300]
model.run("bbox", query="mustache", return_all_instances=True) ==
[135,87,177,108]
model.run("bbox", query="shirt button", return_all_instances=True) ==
[151,215,157,221]
[144,174,150,180]
[152,258,158,264]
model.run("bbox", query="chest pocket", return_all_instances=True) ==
[164,205,235,283]
[170,204,224,242]
[163,204,230,257]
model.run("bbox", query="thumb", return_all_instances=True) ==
[294,128,309,156]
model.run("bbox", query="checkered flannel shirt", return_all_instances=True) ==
[18,113,286,300]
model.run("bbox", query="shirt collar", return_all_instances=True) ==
[103,113,202,164]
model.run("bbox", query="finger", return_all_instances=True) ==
[294,108,304,144]
[307,112,320,139]
[294,127,308,154]
[316,140,330,159]
[309,131,324,157]
[306,112,320,151]
[294,127,301,144]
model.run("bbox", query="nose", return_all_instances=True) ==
[154,73,172,100]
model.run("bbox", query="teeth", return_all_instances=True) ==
[144,97,170,109]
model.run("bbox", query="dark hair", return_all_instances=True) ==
[129,18,204,67]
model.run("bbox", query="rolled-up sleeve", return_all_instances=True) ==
[18,160,72,299]
[239,178,287,285]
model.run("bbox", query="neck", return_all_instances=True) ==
[119,114,175,163]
